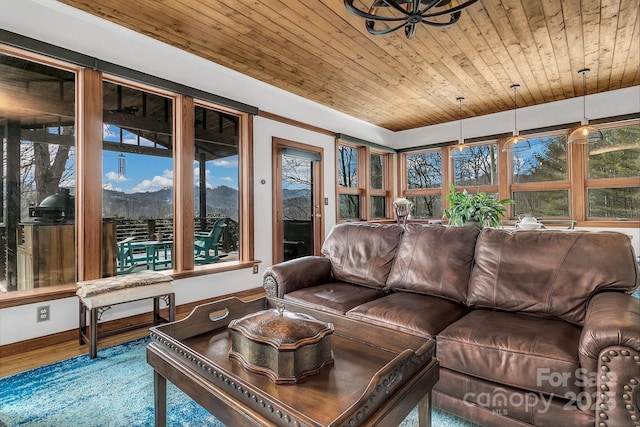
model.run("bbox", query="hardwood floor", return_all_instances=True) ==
[0,289,266,378]
[0,325,151,378]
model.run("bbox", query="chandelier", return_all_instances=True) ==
[344,0,479,39]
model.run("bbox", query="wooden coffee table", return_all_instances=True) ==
[147,297,438,427]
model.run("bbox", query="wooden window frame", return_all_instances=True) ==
[336,141,392,222]
[503,130,572,220]
[582,120,640,222]
[0,46,256,308]
[399,147,446,220]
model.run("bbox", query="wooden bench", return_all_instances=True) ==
[77,271,175,359]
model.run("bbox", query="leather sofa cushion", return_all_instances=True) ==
[434,369,594,427]
[468,229,639,325]
[386,224,480,303]
[437,310,582,397]
[321,222,404,290]
[346,292,468,338]
[283,282,387,315]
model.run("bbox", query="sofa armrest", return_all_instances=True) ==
[579,292,640,425]
[263,256,332,298]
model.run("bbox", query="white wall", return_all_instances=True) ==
[0,0,638,346]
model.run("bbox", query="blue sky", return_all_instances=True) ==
[101,125,238,193]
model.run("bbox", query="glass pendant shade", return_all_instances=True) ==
[568,69,603,145]
[502,84,530,153]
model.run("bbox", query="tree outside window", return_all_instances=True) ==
[587,123,640,219]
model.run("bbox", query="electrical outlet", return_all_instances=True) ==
[253,265,259,274]
[37,305,50,322]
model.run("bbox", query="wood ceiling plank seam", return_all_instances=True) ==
[594,0,620,92]
[464,4,533,106]
[449,17,521,112]
[56,0,639,132]
[497,0,554,105]
[405,25,498,113]
[311,0,468,125]
[609,0,640,89]
[116,2,381,117]
[213,0,424,121]
[540,0,576,99]
[520,0,566,101]
[456,8,524,110]
[558,1,587,95]
[619,13,640,88]
[421,22,514,115]
[64,1,384,123]
[59,1,266,76]
[251,1,432,118]
[598,0,637,90]
[579,0,603,93]
[302,0,455,104]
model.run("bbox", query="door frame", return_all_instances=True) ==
[272,137,324,264]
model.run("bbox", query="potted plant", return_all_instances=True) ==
[444,185,514,228]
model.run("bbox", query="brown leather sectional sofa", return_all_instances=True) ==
[263,222,640,427]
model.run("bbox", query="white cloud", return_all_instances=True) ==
[131,169,174,192]
[213,159,238,167]
[220,177,233,182]
[105,171,128,182]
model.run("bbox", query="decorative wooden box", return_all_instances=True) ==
[228,304,334,384]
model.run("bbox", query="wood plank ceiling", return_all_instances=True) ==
[59,0,639,132]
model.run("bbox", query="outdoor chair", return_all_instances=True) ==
[194,217,227,264]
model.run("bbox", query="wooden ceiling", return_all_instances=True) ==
[59,0,639,132]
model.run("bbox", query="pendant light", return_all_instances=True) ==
[502,84,530,153]
[568,68,603,145]
[450,97,471,157]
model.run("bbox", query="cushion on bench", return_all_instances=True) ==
[76,271,173,298]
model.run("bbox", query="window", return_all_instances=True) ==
[194,104,240,265]
[0,44,255,297]
[509,134,570,218]
[586,123,640,219]
[0,51,77,292]
[102,80,175,275]
[402,149,443,219]
[336,141,391,221]
[337,144,360,220]
[369,151,389,219]
[452,143,498,188]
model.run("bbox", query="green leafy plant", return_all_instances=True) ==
[444,185,514,228]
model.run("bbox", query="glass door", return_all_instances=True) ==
[272,139,323,263]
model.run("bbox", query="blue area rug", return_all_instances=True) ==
[0,338,477,426]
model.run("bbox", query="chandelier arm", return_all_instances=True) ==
[405,23,418,38]
[421,13,461,27]
[378,0,413,16]
[344,0,408,21]
[421,0,479,18]
[417,0,442,14]
[367,20,413,35]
